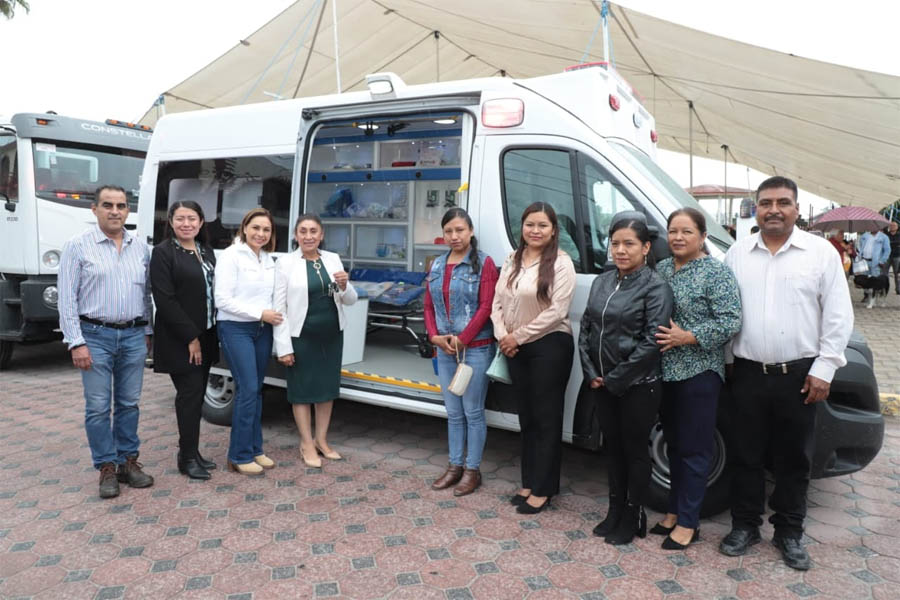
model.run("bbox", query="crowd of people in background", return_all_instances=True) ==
[56,175,873,572]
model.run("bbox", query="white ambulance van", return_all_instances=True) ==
[137,66,883,515]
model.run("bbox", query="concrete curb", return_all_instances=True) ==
[881,393,900,417]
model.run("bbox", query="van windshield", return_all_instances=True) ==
[608,141,733,253]
[32,139,145,209]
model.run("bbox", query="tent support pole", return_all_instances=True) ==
[434,31,440,82]
[722,144,729,224]
[332,0,342,93]
[688,101,694,188]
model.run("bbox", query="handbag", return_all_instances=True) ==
[447,345,473,396]
[485,347,512,385]
[852,257,869,275]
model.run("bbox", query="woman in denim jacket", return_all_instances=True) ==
[424,208,499,496]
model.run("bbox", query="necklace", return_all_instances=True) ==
[311,255,325,293]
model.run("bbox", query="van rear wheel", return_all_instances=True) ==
[202,373,235,426]
[646,420,731,518]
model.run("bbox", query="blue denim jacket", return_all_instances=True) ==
[426,249,494,342]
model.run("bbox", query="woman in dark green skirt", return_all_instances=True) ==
[273,214,358,468]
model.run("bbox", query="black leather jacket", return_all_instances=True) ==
[578,265,673,397]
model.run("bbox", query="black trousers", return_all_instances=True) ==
[728,358,817,539]
[594,381,662,506]
[662,371,721,528]
[170,363,212,459]
[507,331,574,497]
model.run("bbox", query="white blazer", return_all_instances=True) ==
[273,249,358,357]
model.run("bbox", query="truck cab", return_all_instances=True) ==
[137,66,883,516]
[0,114,151,369]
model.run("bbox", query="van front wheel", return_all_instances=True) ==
[202,373,235,426]
[645,421,731,518]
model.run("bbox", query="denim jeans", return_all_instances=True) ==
[437,343,494,470]
[80,322,147,469]
[218,320,273,464]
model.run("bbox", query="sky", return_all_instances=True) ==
[2,0,898,216]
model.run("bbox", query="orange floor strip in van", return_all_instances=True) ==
[340,369,441,393]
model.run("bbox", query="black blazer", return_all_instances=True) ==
[150,238,219,373]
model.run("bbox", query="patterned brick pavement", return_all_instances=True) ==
[1,334,898,599]
[850,286,900,401]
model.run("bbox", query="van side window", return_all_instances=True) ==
[0,132,19,202]
[154,155,293,250]
[501,149,581,270]
[579,156,638,272]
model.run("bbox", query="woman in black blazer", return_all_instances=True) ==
[150,201,219,480]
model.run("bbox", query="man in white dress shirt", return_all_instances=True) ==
[719,176,853,570]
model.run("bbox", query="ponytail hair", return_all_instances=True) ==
[441,207,480,274]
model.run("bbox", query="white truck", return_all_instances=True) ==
[0,113,151,368]
[137,66,883,515]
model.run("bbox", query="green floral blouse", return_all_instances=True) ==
[656,255,742,382]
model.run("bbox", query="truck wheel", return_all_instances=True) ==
[0,341,12,370]
[646,420,731,518]
[202,373,235,426]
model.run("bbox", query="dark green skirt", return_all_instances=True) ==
[285,331,343,404]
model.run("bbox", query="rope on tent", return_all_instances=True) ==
[276,0,323,98]
[240,0,323,104]
[579,5,604,64]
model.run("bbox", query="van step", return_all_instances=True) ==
[3,298,22,306]
[340,369,440,393]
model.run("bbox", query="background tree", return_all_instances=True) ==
[0,0,30,19]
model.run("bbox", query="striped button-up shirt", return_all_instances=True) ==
[58,224,153,349]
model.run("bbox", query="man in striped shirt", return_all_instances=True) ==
[58,185,154,499]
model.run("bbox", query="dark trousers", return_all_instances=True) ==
[595,381,662,506]
[170,363,212,459]
[507,331,574,497]
[728,358,817,539]
[662,371,721,529]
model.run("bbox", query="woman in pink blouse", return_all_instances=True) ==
[491,202,576,514]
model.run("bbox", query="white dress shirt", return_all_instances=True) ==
[272,249,358,357]
[214,241,276,322]
[724,227,853,383]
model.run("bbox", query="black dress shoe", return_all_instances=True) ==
[649,522,676,536]
[516,496,552,514]
[772,536,812,570]
[177,456,211,480]
[661,529,700,550]
[592,502,623,537]
[509,493,529,507]
[196,453,217,470]
[718,528,761,556]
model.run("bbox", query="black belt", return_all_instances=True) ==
[80,316,148,330]
[735,356,816,375]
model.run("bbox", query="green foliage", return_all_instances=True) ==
[0,0,30,19]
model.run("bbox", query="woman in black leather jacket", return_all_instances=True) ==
[578,214,673,545]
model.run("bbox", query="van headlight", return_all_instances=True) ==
[42,250,60,268]
[42,286,58,307]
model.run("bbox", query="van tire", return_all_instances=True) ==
[0,341,13,370]
[646,420,731,518]
[202,373,235,426]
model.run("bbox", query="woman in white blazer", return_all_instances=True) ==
[273,214,357,468]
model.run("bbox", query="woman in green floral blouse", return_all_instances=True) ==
[652,208,742,550]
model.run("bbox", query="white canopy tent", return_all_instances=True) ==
[139,0,900,211]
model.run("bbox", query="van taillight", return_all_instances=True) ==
[609,95,620,111]
[482,99,524,128]
[650,130,658,143]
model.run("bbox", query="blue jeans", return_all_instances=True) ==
[80,323,147,469]
[437,343,494,470]
[218,320,272,464]
[662,370,721,529]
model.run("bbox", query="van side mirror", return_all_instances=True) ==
[647,224,660,239]
[1,191,14,212]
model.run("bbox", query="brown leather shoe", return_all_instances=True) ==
[98,462,120,499]
[453,468,481,496]
[431,464,464,490]
[116,455,154,488]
